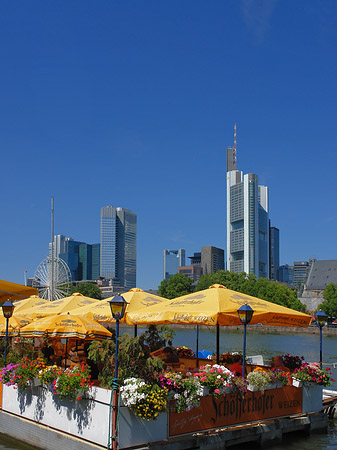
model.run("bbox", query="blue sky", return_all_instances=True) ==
[1,1,336,290]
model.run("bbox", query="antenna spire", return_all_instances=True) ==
[234,123,237,150]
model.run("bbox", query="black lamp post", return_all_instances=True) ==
[237,304,254,378]
[2,300,15,364]
[315,310,327,369]
[108,294,127,450]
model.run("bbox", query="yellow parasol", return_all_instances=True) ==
[13,295,49,314]
[19,292,100,320]
[19,313,112,340]
[0,280,38,302]
[71,288,167,323]
[0,315,31,336]
[125,284,312,328]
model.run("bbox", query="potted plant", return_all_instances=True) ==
[175,346,195,358]
[51,362,93,401]
[247,370,272,391]
[194,364,232,396]
[0,362,19,387]
[11,358,42,391]
[120,377,168,420]
[281,353,304,371]
[292,363,334,387]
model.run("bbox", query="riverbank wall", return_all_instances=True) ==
[137,323,337,337]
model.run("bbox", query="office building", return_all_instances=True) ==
[50,235,100,282]
[269,223,280,281]
[201,246,224,275]
[293,260,312,289]
[226,126,269,278]
[163,249,186,281]
[189,252,201,265]
[100,206,137,289]
[178,265,203,283]
[277,264,294,285]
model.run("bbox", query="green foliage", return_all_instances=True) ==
[87,325,172,387]
[157,273,193,299]
[87,340,116,387]
[70,283,102,299]
[320,283,337,317]
[194,270,305,312]
[142,325,175,352]
[117,334,165,383]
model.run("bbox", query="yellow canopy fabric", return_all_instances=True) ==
[19,313,112,340]
[0,280,38,302]
[0,315,31,336]
[13,295,49,314]
[20,292,100,320]
[125,284,312,328]
[71,288,167,323]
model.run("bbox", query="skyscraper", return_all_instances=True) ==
[201,246,224,274]
[269,223,280,281]
[226,125,269,278]
[163,249,186,281]
[50,235,100,282]
[100,206,137,289]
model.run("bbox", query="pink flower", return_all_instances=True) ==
[201,376,207,382]
[214,389,220,394]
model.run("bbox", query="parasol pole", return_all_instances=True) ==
[51,197,54,301]
[216,323,220,364]
[64,338,68,369]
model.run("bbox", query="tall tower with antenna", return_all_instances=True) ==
[226,125,270,279]
[226,123,237,172]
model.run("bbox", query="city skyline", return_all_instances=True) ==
[1,2,336,290]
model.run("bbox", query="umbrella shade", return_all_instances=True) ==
[0,315,31,336]
[0,280,38,302]
[19,313,112,340]
[20,292,100,320]
[125,284,312,328]
[71,288,168,323]
[13,295,49,313]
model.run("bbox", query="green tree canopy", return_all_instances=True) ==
[158,273,193,299]
[70,282,102,300]
[320,283,337,317]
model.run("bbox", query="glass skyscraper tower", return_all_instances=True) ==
[226,129,269,279]
[100,206,137,289]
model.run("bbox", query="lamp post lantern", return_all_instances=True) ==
[315,310,327,369]
[1,300,15,364]
[237,304,254,378]
[108,294,127,450]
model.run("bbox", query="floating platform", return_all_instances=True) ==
[0,408,328,450]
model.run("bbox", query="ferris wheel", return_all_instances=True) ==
[32,256,72,301]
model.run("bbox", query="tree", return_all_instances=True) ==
[157,278,168,298]
[320,283,337,317]
[157,273,193,299]
[70,283,102,299]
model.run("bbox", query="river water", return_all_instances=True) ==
[1,327,337,449]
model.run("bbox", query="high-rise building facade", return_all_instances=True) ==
[277,264,294,285]
[226,127,269,278]
[201,246,224,274]
[293,260,312,289]
[100,206,137,289]
[163,249,186,281]
[50,235,100,282]
[269,223,280,281]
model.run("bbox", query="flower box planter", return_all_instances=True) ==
[32,377,42,387]
[302,384,323,413]
[292,378,303,388]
